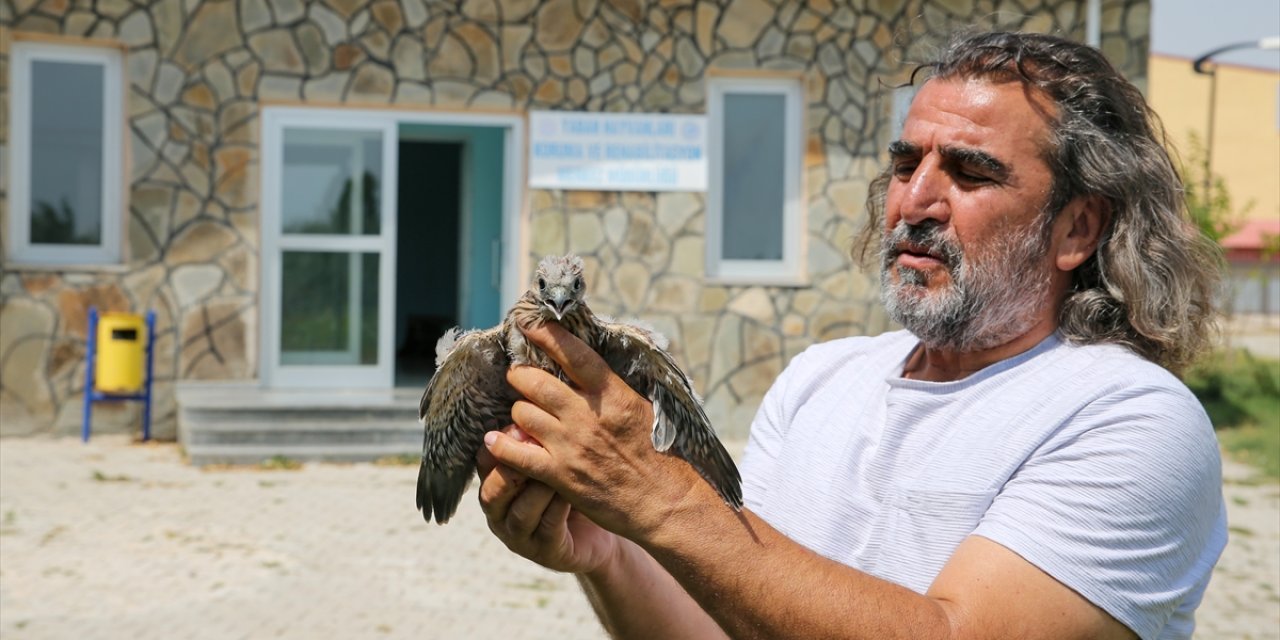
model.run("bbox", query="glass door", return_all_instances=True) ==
[261,111,397,388]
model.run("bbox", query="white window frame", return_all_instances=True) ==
[258,106,527,390]
[6,40,124,266]
[705,74,806,285]
[261,111,399,389]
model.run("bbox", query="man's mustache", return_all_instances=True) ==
[880,221,964,272]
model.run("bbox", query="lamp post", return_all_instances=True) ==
[1191,37,1280,197]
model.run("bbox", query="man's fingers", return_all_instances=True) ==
[507,366,578,418]
[506,481,558,539]
[478,458,528,520]
[519,322,613,393]
[510,399,565,444]
[476,425,532,478]
[483,429,554,482]
[543,494,573,530]
[476,438,499,478]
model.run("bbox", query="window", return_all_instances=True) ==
[706,75,805,284]
[7,40,124,265]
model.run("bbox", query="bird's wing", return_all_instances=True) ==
[595,320,743,510]
[417,326,516,524]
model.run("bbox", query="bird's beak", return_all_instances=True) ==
[544,288,572,321]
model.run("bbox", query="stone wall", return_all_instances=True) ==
[0,0,1151,439]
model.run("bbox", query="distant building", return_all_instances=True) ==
[1148,53,1280,316]
[1,1,1151,446]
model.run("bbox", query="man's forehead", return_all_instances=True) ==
[899,77,1055,151]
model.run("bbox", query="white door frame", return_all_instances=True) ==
[259,106,525,389]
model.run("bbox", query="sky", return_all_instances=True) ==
[1150,0,1280,70]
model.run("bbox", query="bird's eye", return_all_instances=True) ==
[573,277,583,291]
[537,277,546,290]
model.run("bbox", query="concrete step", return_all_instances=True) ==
[177,384,424,466]
[185,443,420,466]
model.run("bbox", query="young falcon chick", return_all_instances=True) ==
[416,254,743,525]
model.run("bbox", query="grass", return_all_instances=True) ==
[90,470,134,482]
[373,453,419,466]
[259,455,303,471]
[1184,349,1280,480]
[1217,422,1280,480]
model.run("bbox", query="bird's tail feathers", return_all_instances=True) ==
[416,459,474,525]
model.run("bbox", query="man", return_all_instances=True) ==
[476,31,1226,639]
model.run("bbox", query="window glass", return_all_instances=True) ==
[7,41,121,265]
[281,129,382,236]
[722,93,786,261]
[29,60,106,246]
[280,251,380,365]
[707,75,804,283]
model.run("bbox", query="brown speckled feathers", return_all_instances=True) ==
[417,255,742,524]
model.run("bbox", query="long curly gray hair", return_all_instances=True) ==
[854,31,1222,373]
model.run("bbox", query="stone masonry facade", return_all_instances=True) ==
[0,0,1150,439]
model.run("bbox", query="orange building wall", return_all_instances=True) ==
[1148,54,1280,223]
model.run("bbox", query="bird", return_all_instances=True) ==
[416,254,743,525]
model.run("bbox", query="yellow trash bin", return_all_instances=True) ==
[95,313,146,393]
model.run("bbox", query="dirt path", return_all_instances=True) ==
[1,436,1275,638]
[1197,457,1280,639]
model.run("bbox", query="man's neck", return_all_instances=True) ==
[902,317,1059,382]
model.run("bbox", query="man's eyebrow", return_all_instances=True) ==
[887,140,919,158]
[939,145,1010,179]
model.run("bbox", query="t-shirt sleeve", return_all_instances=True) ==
[972,385,1227,640]
[739,347,809,510]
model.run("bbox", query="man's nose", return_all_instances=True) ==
[897,161,950,226]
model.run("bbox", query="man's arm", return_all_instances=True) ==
[480,322,1137,640]
[477,434,727,638]
[578,536,728,638]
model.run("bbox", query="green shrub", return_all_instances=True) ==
[1184,350,1279,430]
[1185,350,1280,480]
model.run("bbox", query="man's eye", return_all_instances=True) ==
[892,162,916,177]
[955,170,991,184]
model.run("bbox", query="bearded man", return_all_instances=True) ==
[476,31,1226,640]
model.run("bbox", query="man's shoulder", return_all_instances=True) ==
[1026,339,1216,462]
[796,330,917,369]
[1048,338,1195,399]
[763,330,916,411]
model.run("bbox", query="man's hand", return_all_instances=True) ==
[480,321,705,539]
[476,426,619,574]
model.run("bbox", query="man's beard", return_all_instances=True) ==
[879,216,1054,353]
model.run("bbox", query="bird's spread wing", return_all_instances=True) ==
[595,321,744,510]
[417,326,516,524]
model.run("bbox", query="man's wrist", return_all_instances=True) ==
[635,467,735,558]
[580,534,638,583]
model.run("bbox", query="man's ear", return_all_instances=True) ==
[1052,195,1111,272]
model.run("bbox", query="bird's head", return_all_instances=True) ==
[533,255,586,322]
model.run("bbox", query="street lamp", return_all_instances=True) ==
[1191,36,1280,197]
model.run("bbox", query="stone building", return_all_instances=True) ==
[0,0,1150,454]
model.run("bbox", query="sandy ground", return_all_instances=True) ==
[0,435,1276,639]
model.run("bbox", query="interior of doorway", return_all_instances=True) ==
[394,140,462,388]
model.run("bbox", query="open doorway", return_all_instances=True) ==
[394,141,462,388]
[394,125,507,388]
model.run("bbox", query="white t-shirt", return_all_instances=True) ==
[740,330,1227,640]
